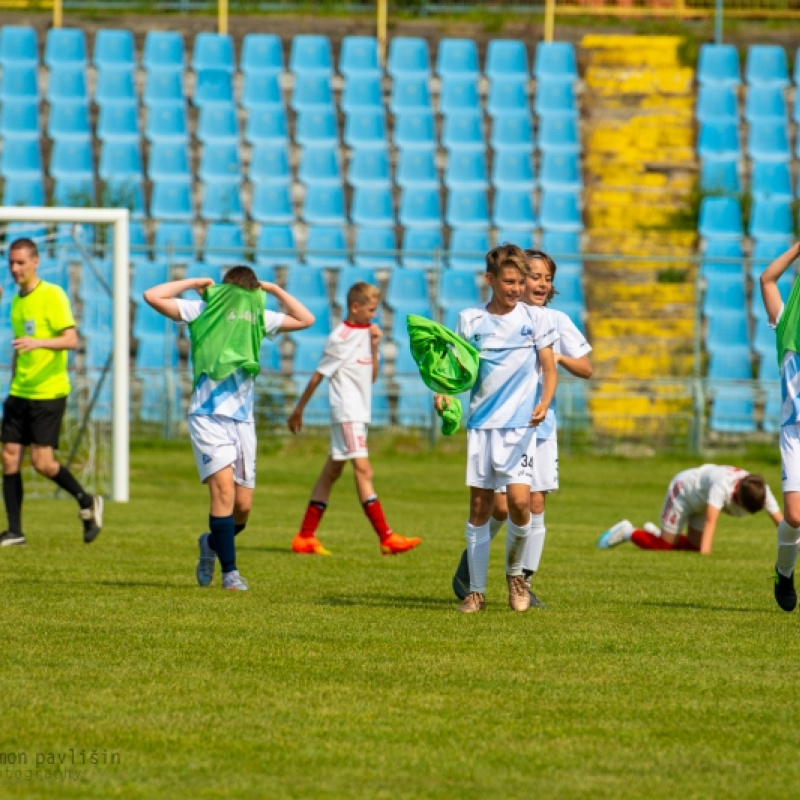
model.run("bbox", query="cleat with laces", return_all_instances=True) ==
[597,519,633,549]
[507,574,531,612]
[452,548,470,600]
[458,591,485,613]
[79,495,104,544]
[380,532,421,555]
[196,532,215,587]
[291,534,331,555]
[222,570,249,591]
[0,530,27,547]
[774,567,797,612]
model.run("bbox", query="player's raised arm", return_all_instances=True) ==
[555,351,593,379]
[260,282,315,333]
[531,345,557,425]
[760,241,800,325]
[144,278,214,321]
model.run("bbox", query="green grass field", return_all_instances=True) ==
[1,437,798,799]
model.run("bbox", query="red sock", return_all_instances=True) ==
[630,529,674,550]
[673,535,700,552]
[363,495,392,542]
[299,501,327,537]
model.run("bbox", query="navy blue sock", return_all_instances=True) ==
[234,523,246,536]
[209,514,236,573]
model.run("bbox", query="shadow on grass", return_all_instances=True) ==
[236,545,296,554]
[0,576,199,590]
[640,600,774,615]
[320,593,454,609]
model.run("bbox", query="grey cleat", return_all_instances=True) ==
[222,569,249,591]
[196,532,216,587]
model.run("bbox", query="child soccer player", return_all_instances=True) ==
[598,464,782,554]
[760,240,800,611]
[436,243,559,613]
[288,282,421,556]
[144,267,315,591]
[451,249,592,606]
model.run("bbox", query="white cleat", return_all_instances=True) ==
[597,519,634,549]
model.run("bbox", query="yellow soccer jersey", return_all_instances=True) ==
[10,281,76,399]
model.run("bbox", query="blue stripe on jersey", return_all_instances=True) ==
[781,351,800,427]
[467,348,538,429]
[190,371,254,422]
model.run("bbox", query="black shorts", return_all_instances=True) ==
[1,395,67,449]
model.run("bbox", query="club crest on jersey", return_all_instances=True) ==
[520,325,533,337]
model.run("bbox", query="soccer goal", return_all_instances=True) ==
[0,206,130,502]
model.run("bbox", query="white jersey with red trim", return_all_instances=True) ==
[316,321,374,423]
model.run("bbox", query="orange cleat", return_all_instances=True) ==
[291,534,331,556]
[380,532,422,556]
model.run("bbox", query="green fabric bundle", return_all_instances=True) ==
[406,314,480,435]
[777,273,800,365]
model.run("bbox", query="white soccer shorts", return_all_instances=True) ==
[330,421,369,461]
[658,475,703,535]
[466,426,537,490]
[188,414,257,488]
[780,423,800,493]
[531,434,559,493]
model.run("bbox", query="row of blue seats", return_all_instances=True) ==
[699,197,798,240]
[710,386,780,435]
[698,119,800,162]
[704,310,775,354]
[703,277,790,320]
[702,238,792,280]
[698,43,800,88]
[700,160,798,200]
[697,84,800,125]
[0,26,577,83]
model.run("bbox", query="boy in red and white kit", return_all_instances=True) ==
[598,464,783,555]
[288,282,421,556]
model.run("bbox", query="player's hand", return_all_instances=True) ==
[287,408,303,434]
[12,337,40,353]
[529,402,548,426]
[192,278,214,295]
[434,394,449,412]
[370,323,382,347]
[260,281,278,294]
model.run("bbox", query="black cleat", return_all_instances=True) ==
[0,530,27,547]
[527,589,548,608]
[80,495,104,544]
[452,548,470,600]
[774,567,797,612]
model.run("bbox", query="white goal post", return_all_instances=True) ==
[0,206,129,502]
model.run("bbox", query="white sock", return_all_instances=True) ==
[465,520,491,595]
[506,516,532,577]
[489,516,506,540]
[523,512,546,575]
[776,520,800,578]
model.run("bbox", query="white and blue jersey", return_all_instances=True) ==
[176,299,285,422]
[456,303,558,430]
[770,305,800,427]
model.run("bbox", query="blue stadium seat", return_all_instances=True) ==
[137,371,183,423]
[696,85,738,123]
[553,270,584,306]
[303,185,346,225]
[387,37,430,80]
[708,346,752,382]
[245,106,289,147]
[3,176,44,206]
[493,188,536,230]
[444,150,488,190]
[45,28,87,69]
[395,377,434,428]
[537,116,580,154]
[241,72,282,111]
[706,311,749,350]
[145,105,189,143]
[447,189,490,230]
[710,387,756,433]
[150,181,194,221]
[250,183,293,224]
[354,226,397,270]
[256,225,298,269]
[396,149,438,189]
[491,150,534,191]
[0,64,39,104]
[497,228,535,249]
[399,187,442,229]
[449,228,490,271]
[491,114,534,152]
[386,269,429,310]
[340,35,380,79]
[204,222,245,265]
[46,67,87,105]
[2,99,39,139]
[289,34,333,78]
[348,148,391,188]
[0,138,42,178]
[295,109,338,148]
[750,198,794,240]
[292,338,327,375]
[753,315,776,358]
[147,142,191,182]
[750,237,793,280]
[744,85,787,122]
[130,222,149,253]
[131,259,170,300]
[699,197,744,239]
[748,120,791,161]
[155,222,195,259]
[540,190,582,232]
[442,111,484,152]
[701,238,744,281]
[394,346,421,376]
[298,146,341,187]
[94,29,136,72]
[402,228,445,270]
[702,277,747,317]
[437,38,479,81]
[291,75,334,113]
[394,111,436,151]
[389,300,432,341]
[697,120,741,161]
[487,79,529,118]
[95,70,136,106]
[351,187,394,227]
[534,80,577,118]
[485,40,528,82]
[697,44,741,87]
[143,31,185,73]
[3,223,47,246]
[0,26,37,68]
[53,177,95,206]
[534,42,578,83]
[539,152,582,192]
[249,143,291,186]
[341,75,382,114]
[305,226,350,269]
[193,32,234,73]
[199,143,241,184]
[97,104,139,142]
[193,69,233,106]
[135,332,180,370]
[343,109,387,151]
[438,270,480,311]
[699,159,740,195]
[746,44,789,88]
[197,105,239,145]
[390,77,431,114]
[184,260,224,284]
[440,78,480,115]
[50,139,93,180]
[241,33,283,75]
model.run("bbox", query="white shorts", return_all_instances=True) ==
[188,414,257,488]
[330,421,369,461]
[780,423,800,493]
[659,475,703,535]
[531,434,559,493]
[466,427,536,490]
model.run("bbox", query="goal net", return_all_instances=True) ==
[0,207,129,503]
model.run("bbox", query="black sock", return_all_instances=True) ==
[522,568,533,581]
[234,523,246,536]
[51,466,92,509]
[3,473,23,534]
[210,514,236,573]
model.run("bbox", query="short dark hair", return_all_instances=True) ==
[738,474,767,513]
[525,248,558,304]
[9,238,38,258]
[223,265,260,290]
[485,243,528,277]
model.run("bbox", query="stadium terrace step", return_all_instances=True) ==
[581,35,686,68]
[587,231,696,253]
[589,283,695,306]
[591,318,695,339]
[584,67,694,96]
